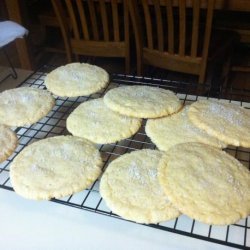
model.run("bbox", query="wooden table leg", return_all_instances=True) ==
[5,0,34,70]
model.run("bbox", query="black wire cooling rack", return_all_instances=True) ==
[0,65,249,249]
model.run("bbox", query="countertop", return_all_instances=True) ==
[0,71,248,250]
[0,189,232,250]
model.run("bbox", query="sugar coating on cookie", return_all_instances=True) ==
[45,63,109,97]
[158,142,250,225]
[0,87,55,126]
[0,125,17,163]
[188,100,250,147]
[66,98,142,144]
[146,106,226,151]
[104,85,182,118]
[100,149,180,224]
[10,136,103,200]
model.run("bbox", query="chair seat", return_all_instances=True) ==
[0,21,28,48]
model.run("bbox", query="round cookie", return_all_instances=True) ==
[66,98,142,144]
[145,106,226,151]
[158,142,250,225]
[103,85,182,118]
[44,63,109,97]
[0,125,18,163]
[10,136,103,200]
[0,87,55,127]
[188,100,250,147]
[100,149,180,224]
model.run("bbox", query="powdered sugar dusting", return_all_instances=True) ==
[204,102,243,126]
[129,89,148,98]
[21,94,35,103]
[128,161,158,185]
[31,164,38,171]
[148,168,157,179]
[225,172,244,199]
[58,64,106,83]
[227,174,234,184]
[128,161,145,185]
[4,93,17,105]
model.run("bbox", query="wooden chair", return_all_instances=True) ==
[51,0,131,73]
[128,0,237,84]
[213,11,250,74]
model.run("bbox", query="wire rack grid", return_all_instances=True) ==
[0,65,249,249]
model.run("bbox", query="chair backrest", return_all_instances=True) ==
[129,0,215,82]
[51,0,130,72]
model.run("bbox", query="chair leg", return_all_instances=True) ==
[198,70,206,84]
[137,59,143,76]
[221,53,232,89]
[0,48,18,84]
[74,53,80,62]
[3,48,17,79]
[125,55,130,75]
